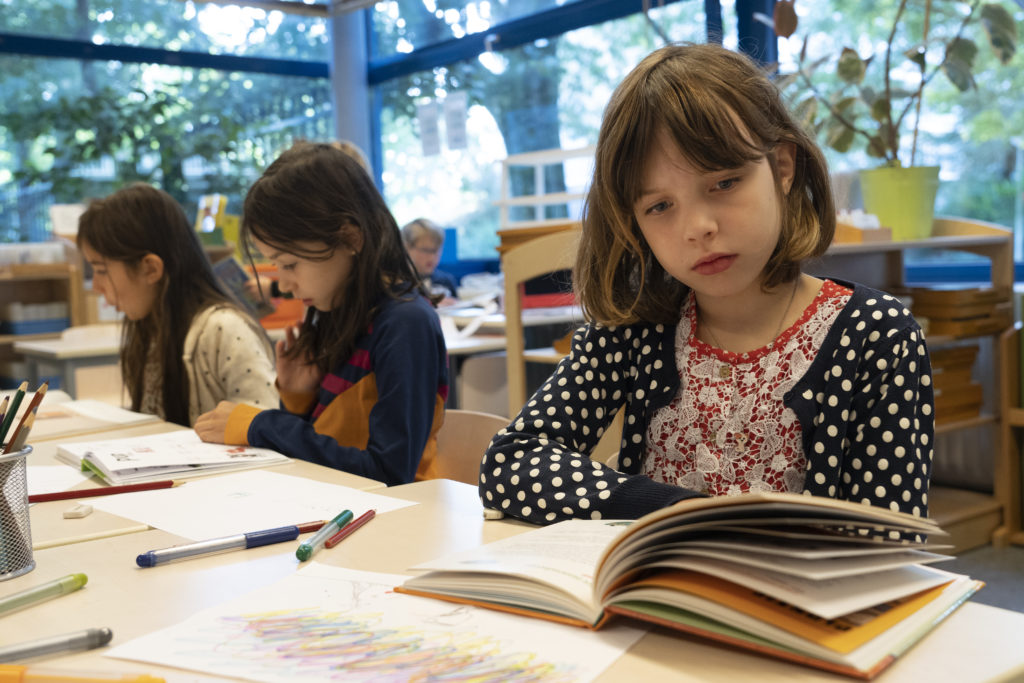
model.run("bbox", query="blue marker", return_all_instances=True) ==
[136,521,326,567]
[296,509,354,562]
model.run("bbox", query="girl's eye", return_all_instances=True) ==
[645,200,670,215]
[280,263,297,272]
[715,177,739,191]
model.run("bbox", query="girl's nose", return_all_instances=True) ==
[681,206,718,242]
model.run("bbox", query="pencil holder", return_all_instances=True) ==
[0,444,35,581]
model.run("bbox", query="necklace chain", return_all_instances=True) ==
[702,278,799,353]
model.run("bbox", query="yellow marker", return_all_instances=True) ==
[0,666,165,682]
[0,574,87,617]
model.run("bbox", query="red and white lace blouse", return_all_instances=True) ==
[644,279,853,496]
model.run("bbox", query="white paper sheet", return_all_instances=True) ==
[26,465,91,496]
[107,563,644,682]
[88,469,415,540]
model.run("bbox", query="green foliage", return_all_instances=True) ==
[781,0,1021,167]
[0,0,334,242]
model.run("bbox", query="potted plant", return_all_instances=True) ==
[776,0,1020,240]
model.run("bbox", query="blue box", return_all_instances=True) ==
[0,318,70,335]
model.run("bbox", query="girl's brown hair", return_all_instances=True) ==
[576,43,835,326]
[77,183,240,426]
[242,141,428,374]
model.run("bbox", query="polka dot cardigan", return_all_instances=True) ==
[479,280,934,525]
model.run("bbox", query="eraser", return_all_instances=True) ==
[482,508,505,520]
[63,503,93,519]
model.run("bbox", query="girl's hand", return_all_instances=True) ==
[275,324,323,395]
[194,401,237,443]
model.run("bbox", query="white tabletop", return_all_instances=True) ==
[1,480,1021,681]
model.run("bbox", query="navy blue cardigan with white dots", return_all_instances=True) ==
[479,281,934,525]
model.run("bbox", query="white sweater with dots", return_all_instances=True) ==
[183,305,278,425]
[479,281,934,525]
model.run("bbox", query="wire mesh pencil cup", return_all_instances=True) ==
[0,445,35,581]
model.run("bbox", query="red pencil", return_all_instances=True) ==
[325,509,376,548]
[28,479,184,504]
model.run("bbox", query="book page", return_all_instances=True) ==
[107,563,645,683]
[609,558,958,620]
[408,519,628,622]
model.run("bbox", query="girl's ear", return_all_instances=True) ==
[138,253,165,285]
[342,224,365,255]
[775,141,797,195]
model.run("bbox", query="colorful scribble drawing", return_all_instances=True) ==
[107,566,637,682]
[206,606,574,681]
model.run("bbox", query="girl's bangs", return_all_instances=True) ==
[661,93,766,173]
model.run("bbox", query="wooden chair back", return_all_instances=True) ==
[501,227,581,418]
[434,409,510,485]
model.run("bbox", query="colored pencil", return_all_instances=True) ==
[0,395,10,432]
[3,382,47,454]
[325,509,376,548]
[28,478,184,504]
[0,381,28,445]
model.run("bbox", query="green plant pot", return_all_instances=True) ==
[858,165,940,241]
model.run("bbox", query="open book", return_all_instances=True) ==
[212,256,275,319]
[56,430,289,485]
[397,492,982,680]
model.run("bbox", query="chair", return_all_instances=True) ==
[500,227,624,463]
[434,409,510,485]
[501,227,582,419]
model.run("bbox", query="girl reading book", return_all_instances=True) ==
[78,183,277,427]
[479,43,934,529]
[194,141,448,486]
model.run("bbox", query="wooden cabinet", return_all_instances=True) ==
[809,216,1014,552]
[0,253,87,387]
[997,324,1024,546]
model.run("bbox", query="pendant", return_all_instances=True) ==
[718,364,731,380]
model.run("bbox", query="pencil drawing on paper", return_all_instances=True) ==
[155,579,577,682]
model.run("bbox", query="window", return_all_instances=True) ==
[0,1,333,242]
[371,0,730,259]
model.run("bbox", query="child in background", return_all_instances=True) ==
[480,43,934,529]
[194,141,448,486]
[401,218,459,301]
[77,183,278,427]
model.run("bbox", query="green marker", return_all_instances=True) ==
[295,509,353,562]
[0,573,88,616]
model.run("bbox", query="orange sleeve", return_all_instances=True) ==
[224,403,263,446]
[278,383,318,415]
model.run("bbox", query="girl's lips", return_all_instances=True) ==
[693,254,737,276]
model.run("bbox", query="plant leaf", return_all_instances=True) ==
[836,48,866,85]
[773,0,798,38]
[942,37,979,91]
[867,136,889,159]
[825,121,856,153]
[904,47,927,70]
[871,97,890,122]
[835,96,860,114]
[793,96,818,130]
[981,3,1017,64]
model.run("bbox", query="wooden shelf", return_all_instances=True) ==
[818,215,1016,553]
[0,331,62,345]
[929,485,1002,553]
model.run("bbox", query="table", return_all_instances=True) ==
[2,479,1022,682]
[444,303,583,333]
[14,333,119,399]
[24,420,385,551]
